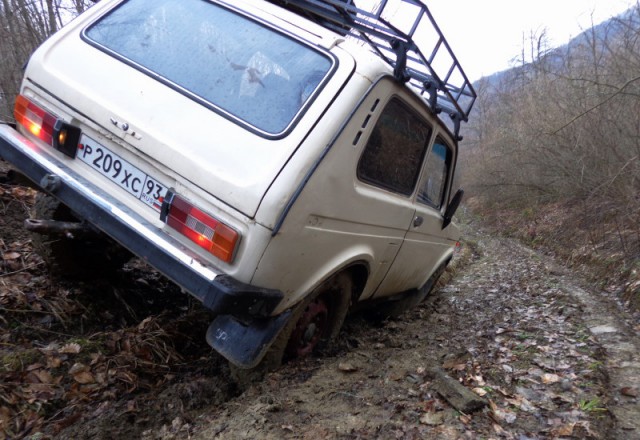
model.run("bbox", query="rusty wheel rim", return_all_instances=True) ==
[287,297,329,358]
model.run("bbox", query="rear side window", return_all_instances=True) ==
[418,138,452,209]
[357,98,432,196]
[84,0,333,136]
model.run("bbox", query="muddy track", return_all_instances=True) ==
[70,222,640,440]
[169,224,640,440]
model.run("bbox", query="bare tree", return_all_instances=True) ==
[462,5,640,257]
[0,0,96,121]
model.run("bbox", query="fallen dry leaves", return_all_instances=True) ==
[0,181,201,439]
[1,308,199,437]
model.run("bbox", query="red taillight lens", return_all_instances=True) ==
[14,95,61,145]
[14,95,80,158]
[162,193,239,263]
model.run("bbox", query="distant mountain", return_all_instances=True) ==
[474,5,640,89]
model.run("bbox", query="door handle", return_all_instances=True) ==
[413,216,423,227]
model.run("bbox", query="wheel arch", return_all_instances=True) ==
[342,262,369,305]
[295,257,371,311]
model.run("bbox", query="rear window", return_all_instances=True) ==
[84,0,333,136]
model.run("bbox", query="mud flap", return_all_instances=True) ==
[206,310,292,369]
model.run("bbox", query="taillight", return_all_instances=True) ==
[160,191,239,263]
[14,95,80,158]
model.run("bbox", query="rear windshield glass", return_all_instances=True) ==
[84,0,333,135]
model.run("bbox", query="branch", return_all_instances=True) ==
[472,182,552,194]
[587,155,639,200]
[551,75,640,134]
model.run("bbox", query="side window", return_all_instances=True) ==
[357,98,432,196]
[418,137,452,209]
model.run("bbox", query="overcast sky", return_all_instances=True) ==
[426,0,638,81]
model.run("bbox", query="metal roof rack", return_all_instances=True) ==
[270,0,477,139]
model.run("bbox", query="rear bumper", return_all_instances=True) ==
[0,124,283,319]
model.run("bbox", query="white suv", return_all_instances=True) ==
[0,0,475,372]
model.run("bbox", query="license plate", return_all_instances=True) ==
[77,134,168,211]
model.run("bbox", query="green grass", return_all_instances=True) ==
[578,397,607,413]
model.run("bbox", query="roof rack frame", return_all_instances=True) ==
[270,0,477,139]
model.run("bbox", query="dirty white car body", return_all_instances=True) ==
[0,0,475,369]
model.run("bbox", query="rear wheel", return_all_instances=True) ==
[230,272,352,385]
[30,194,132,279]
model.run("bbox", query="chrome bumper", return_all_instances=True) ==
[0,124,283,320]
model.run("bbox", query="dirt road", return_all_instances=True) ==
[180,225,640,440]
[1,179,639,439]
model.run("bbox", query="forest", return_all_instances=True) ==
[459,6,640,308]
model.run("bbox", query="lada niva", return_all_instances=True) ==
[0,0,476,377]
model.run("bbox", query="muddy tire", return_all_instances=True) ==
[30,194,132,279]
[230,272,352,386]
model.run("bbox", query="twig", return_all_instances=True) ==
[0,261,45,277]
[585,155,639,203]
[20,324,76,338]
[551,75,640,134]
[614,216,629,257]
[1,307,56,314]
[44,404,79,424]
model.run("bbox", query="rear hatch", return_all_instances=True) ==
[23,0,352,219]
